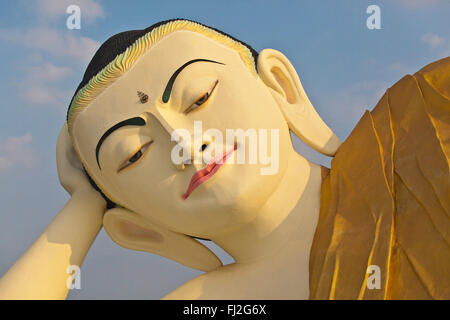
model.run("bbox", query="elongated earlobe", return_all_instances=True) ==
[257,49,342,156]
[103,207,222,272]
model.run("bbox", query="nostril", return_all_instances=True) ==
[200,144,208,152]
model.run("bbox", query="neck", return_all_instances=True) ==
[211,149,323,264]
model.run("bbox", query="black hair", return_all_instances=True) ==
[68,18,259,209]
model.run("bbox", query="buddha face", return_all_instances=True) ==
[71,30,293,239]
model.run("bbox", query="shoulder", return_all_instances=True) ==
[415,56,450,99]
[161,264,239,300]
[162,274,207,300]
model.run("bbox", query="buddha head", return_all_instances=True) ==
[67,19,341,271]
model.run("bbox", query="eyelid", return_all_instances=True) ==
[117,140,153,173]
[183,80,218,114]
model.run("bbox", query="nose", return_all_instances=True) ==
[144,110,215,171]
[191,136,214,167]
[174,140,212,171]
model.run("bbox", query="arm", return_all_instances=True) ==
[0,124,106,299]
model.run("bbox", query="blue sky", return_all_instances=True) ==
[0,0,449,299]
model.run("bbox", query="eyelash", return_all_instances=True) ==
[118,140,153,172]
[183,80,218,114]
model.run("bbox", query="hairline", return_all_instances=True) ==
[67,20,259,134]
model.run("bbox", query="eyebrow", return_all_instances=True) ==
[162,58,225,103]
[96,117,146,170]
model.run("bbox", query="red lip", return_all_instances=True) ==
[182,145,237,200]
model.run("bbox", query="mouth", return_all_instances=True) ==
[181,144,237,200]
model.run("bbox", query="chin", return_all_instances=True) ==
[166,185,254,238]
[164,160,287,237]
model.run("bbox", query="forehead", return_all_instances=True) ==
[72,30,245,153]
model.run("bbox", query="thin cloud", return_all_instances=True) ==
[421,33,446,49]
[28,63,73,82]
[0,0,102,110]
[398,0,439,8]
[387,62,413,74]
[18,83,72,107]
[0,27,100,64]
[17,63,73,107]
[0,134,36,172]
[36,0,104,23]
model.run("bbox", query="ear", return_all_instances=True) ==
[257,49,342,156]
[103,207,222,272]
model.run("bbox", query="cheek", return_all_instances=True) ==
[112,172,186,231]
[215,81,285,131]
[107,145,177,211]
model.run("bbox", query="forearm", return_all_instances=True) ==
[0,189,105,300]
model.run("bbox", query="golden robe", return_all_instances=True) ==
[309,57,450,299]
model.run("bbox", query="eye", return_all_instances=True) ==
[129,150,143,163]
[183,80,218,114]
[118,141,153,172]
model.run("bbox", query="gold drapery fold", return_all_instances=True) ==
[309,57,450,300]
